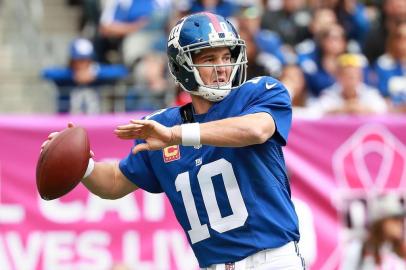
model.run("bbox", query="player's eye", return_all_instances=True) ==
[200,56,214,63]
[223,55,231,63]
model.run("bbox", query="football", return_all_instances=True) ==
[36,127,90,200]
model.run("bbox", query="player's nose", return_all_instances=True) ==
[214,60,227,73]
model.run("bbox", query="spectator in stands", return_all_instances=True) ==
[261,0,312,48]
[125,52,173,111]
[279,64,324,118]
[186,0,238,18]
[363,0,406,63]
[237,5,286,78]
[96,0,151,63]
[42,38,128,113]
[323,0,370,45]
[78,0,103,38]
[298,23,348,97]
[296,8,338,58]
[238,27,267,79]
[279,64,308,108]
[373,20,406,113]
[341,193,406,270]
[314,53,387,115]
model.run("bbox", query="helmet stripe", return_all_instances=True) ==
[203,12,223,33]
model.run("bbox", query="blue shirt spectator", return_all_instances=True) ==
[372,20,406,108]
[363,0,406,63]
[236,5,287,78]
[100,0,154,30]
[96,0,159,63]
[374,54,405,98]
[42,38,128,113]
[187,0,238,18]
[298,49,337,97]
[261,0,312,47]
[297,24,347,97]
[335,1,370,44]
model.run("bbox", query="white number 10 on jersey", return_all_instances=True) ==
[175,158,248,244]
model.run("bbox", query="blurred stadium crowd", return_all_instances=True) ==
[0,1,405,269]
[19,0,406,115]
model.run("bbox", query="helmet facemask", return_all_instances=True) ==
[191,41,247,101]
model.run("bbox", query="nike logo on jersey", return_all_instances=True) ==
[265,82,277,90]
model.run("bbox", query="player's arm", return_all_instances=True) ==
[115,112,276,153]
[188,112,275,147]
[82,161,138,200]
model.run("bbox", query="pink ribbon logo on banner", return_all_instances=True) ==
[333,124,406,191]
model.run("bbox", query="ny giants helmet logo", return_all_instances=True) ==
[167,19,185,49]
[168,14,235,50]
[333,124,406,191]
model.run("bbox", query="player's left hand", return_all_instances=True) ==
[114,119,179,154]
[40,122,95,158]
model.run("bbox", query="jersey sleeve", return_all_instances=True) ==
[239,77,292,146]
[119,140,163,193]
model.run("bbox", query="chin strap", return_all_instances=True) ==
[180,103,195,123]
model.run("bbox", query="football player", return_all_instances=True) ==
[44,12,304,270]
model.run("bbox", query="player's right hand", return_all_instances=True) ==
[114,119,181,154]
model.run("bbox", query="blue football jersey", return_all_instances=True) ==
[120,76,300,268]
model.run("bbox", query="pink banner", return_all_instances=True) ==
[286,116,406,269]
[1,114,406,270]
[0,114,197,270]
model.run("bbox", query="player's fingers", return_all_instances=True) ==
[116,134,135,140]
[114,129,141,137]
[132,143,150,154]
[40,141,48,152]
[90,150,95,158]
[67,122,75,128]
[115,123,144,130]
[116,132,141,140]
[130,119,154,127]
[116,127,146,135]
[41,140,48,149]
[47,132,59,139]
[114,126,137,133]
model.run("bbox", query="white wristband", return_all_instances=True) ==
[181,123,201,146]
[82,158,95,179]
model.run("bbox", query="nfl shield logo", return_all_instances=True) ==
[225,263,235,270]
[163,145,181,163]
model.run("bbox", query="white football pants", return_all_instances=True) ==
[201,242,305,270]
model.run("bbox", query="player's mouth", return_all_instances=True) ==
[211,78,228,86]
